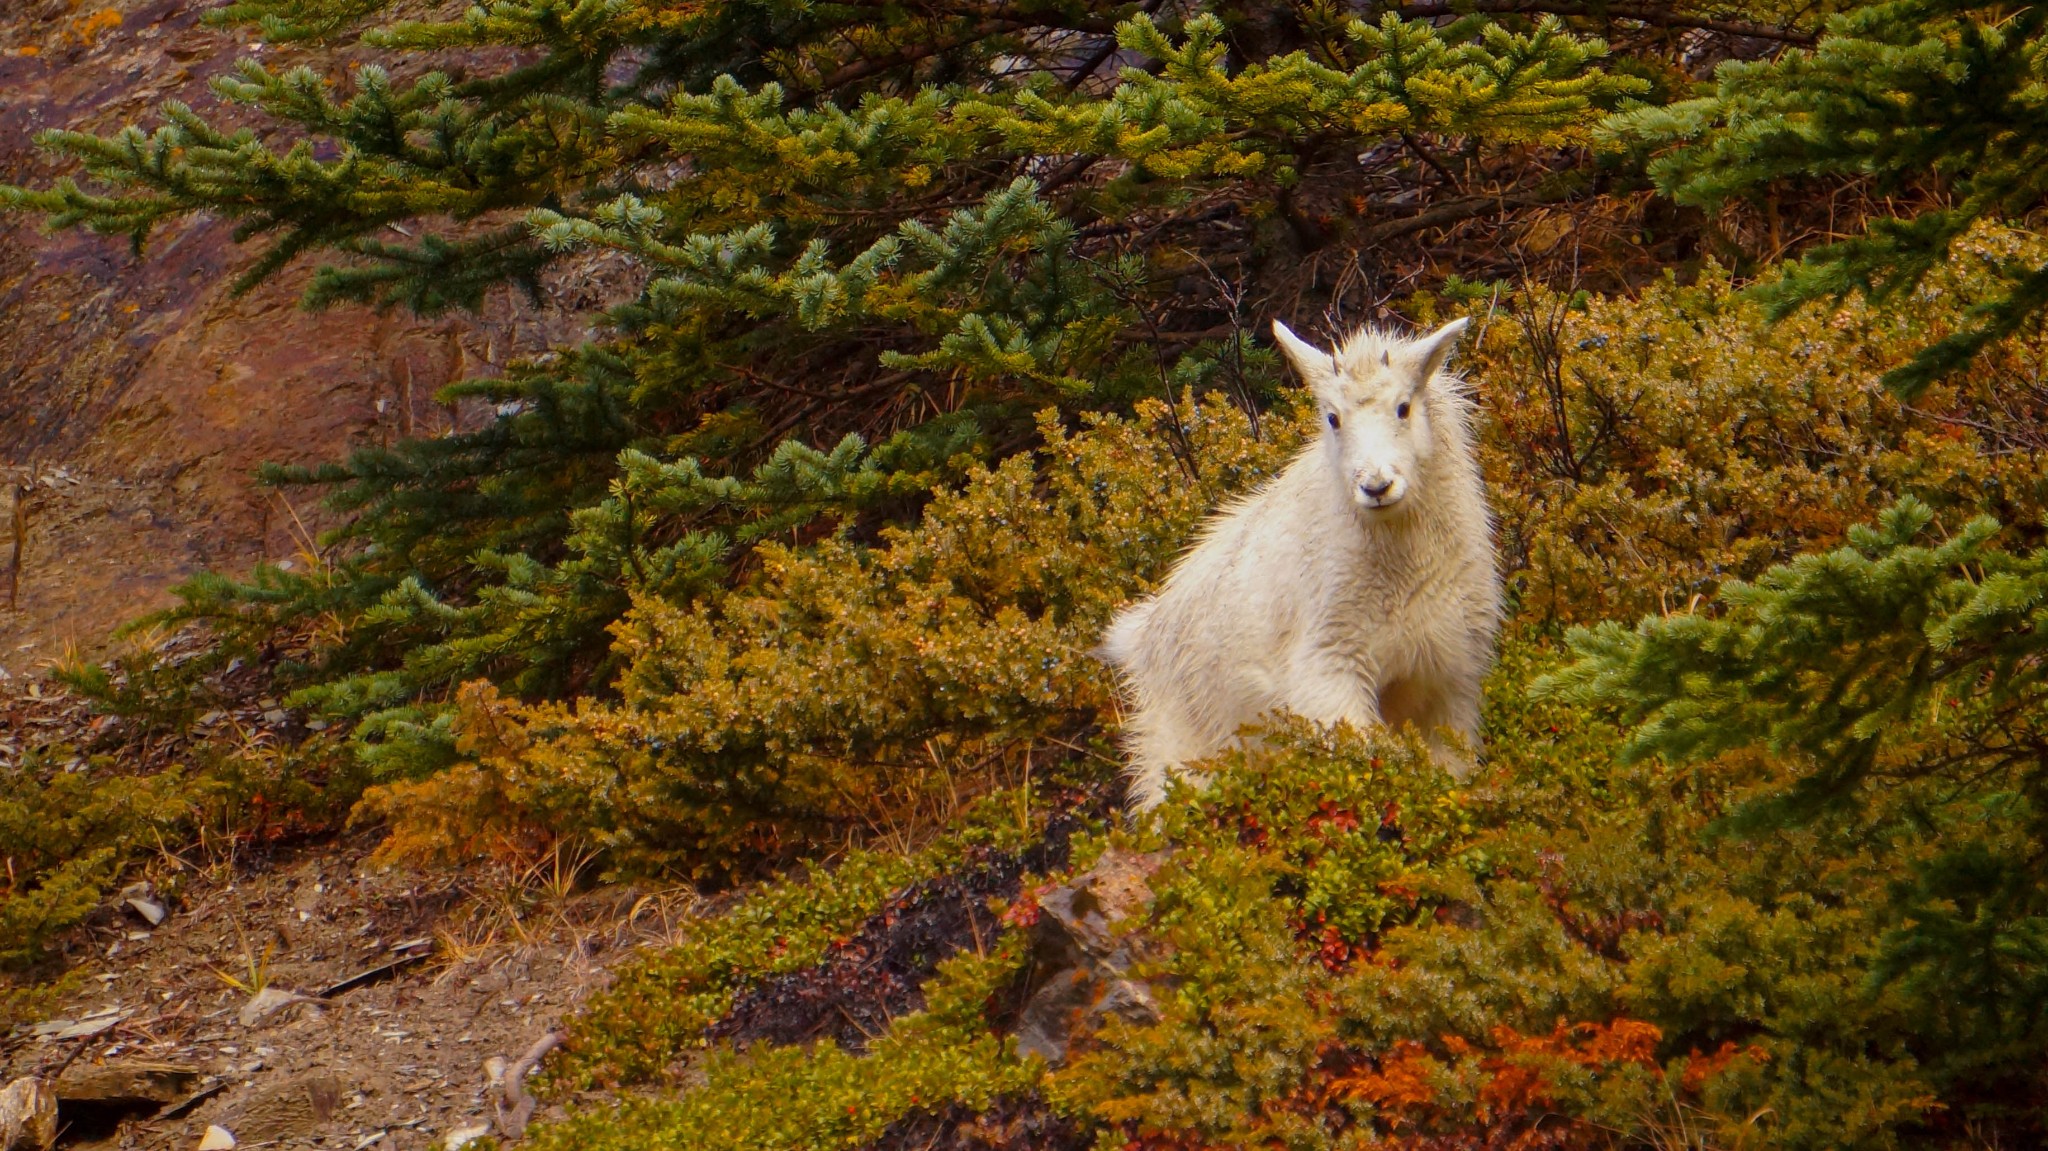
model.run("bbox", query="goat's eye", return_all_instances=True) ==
[1396,402,1412,420]
[1326,412,1340,430]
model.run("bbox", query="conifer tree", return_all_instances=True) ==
[1544,497,2048,1101]
[1614,0,2048,395]
[4,0,1656,774]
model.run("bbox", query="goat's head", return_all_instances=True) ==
[1272,317,1470,515]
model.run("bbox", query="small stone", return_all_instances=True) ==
[443,1122,491,1150]
[238,987,316,1028]
[0,1077,57,1151]
[196,1125,236,1151]
[117,882,167,925]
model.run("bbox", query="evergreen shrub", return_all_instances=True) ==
[2,0,1653,790]
[520,245,2048,1148]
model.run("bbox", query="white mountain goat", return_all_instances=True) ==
[1100,317,1501,809]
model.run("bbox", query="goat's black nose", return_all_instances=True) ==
[1361,480,1393,499]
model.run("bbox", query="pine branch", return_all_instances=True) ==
[1392,0,1817,45]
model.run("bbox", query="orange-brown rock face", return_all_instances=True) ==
[0,1,606,675]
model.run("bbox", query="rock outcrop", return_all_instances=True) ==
[0,1,635,665]
[1014,847,1166,1065]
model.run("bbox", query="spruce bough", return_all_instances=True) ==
[2,1,1641,777]
[1544,497,2048,1082]
[1613,0,2048,395]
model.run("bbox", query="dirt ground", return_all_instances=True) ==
[0,22,664,1137]
[0,9,1055,1149]
[0,828,698,1151]
[0,657,1105,1151]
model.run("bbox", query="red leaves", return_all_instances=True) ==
[1314,922,1356,972]
[1679,1040,1769,1095]
[1307,800,1362,835]
[1338,1040,1440,1111]
[999,886,1044,929]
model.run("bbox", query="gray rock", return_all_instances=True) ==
[225,1072,343,1143]
[238,987,320,1028]
[0,1077,56,1151]
[1014,847,1167,1065]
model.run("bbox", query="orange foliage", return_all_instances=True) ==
[1479,1020,1662,1112]
[1339,1040,1441,1112]
[67,9,120,45]
[1679,1040,1770,1095]
[1334,1018,1673,1142]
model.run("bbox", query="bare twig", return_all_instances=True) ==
[7,481,26,612]
[494,1029,567,1140]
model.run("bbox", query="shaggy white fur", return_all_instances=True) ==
[1101,317,1501,809]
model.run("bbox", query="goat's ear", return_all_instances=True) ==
[1412,317,1470,383]
[1272,320,1333,386]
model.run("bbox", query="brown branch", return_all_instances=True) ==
[1038,153,1103,195]
[1392,1,1817,45]
[1360,190,1557,242]
[8,482,28,613]
[495,1030,567,1140]
[814,17,1030,90]
[1402,131,1462,189]
[1062,38,1125,93]
[1061,0,1170,91]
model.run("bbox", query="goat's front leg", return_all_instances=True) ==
[1283,648,1384,737]
[1380,677,1482,781]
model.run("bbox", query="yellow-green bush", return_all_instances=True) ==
[541,637,2019,1149]
[556,792,1058,1089]
[0,762,207,968]
[1469,235,2048,628]
[369,232,2048,878]
[512,231,2048,1150]
[363,398,1297,873]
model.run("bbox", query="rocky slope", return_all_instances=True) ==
[0,0,628,673]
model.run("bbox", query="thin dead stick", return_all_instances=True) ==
[8,481,27,611]
[494,1029,566,1139]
